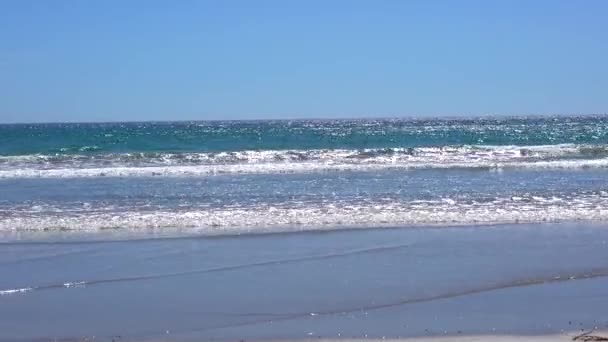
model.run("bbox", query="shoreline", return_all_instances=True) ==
[269,332,608,342]
[266,331,608,342]
[1,220,607,244]
[2,222,608,341]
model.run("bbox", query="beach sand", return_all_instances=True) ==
[142,332,608,342]
[1,223,607,342]
[285,333,608,342]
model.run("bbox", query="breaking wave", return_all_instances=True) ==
[2,193,608,233]
[1,144,607,178]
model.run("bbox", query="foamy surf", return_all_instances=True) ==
[0,144,607,178]
[2,119,608,237]
[2,193,608,233]
[0,287,32,296]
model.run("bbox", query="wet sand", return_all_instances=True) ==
[1,223,608,341]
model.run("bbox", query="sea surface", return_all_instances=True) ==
[1,116,608,235]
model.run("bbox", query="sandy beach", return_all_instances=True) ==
[1,223,607,342]
[284,333,608,342]
[141,332,608,342]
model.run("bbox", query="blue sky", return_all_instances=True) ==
[1,0,607,123]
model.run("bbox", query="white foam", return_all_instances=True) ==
[2,195,608,233]
[63,281,87,288]
[0,287,32,296]
[1,158,607,179]
[0,144,606,179]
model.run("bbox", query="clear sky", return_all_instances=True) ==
[1,0,607,123]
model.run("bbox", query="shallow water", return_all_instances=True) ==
[1,167,608,233]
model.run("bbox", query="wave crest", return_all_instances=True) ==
[0,144,607,178]
[2,194,608,233]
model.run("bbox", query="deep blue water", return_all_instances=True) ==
[1,116,607,234]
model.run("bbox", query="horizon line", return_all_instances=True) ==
[1,112,607,125]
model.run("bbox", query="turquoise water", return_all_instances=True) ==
[1,116,607,155]
[1,116,608,234]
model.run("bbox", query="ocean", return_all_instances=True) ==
[1,115,608,235]
[2,116,608,341]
